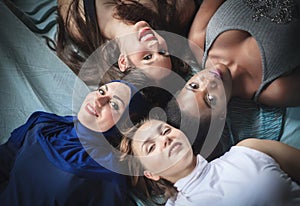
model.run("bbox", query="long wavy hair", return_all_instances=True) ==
[56,0,194,83]
[119,96,212,201]
[119,118,178,202]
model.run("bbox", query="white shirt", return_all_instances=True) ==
[166,146,300,206]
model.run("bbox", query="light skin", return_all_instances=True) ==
[59,0,191,79]
[116,21,172,79]
[78,82,130,132]
[188,0,300,107]
[131,119,196,183]
[131,119,300,185]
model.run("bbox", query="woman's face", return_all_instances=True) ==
[117,21,172,79]
[131,120,194,180]
[78,82,131,132]
[176,65,232,120]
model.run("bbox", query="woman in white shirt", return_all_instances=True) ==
[120,118,300,205]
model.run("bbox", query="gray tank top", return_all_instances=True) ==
[203,0,300,101]
[201,0,300,150]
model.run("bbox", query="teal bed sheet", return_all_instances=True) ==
[0,1,88,143]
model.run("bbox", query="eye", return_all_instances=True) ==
[143,54,153,60]
[188,82,199,90]
[158,49,168,56]
[109,101,119,111]
[162,127,171,136]
[147,143,156,154]
[205,93,216,107]
[98,88,105,95]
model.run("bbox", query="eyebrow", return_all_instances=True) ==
[106,84,125,106]
[140,123,163,152]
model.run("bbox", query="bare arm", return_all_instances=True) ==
[237,138,300,184]
[188,0,225,63]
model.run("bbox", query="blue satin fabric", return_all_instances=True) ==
[0,111,128,206]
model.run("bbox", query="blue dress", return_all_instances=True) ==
[0,111,128,206]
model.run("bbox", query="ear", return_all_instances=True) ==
[118,54,128,72]
[144,170,161,181]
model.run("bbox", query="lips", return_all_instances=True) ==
[139,28,157,42]
[85,103,99,117]
[168,142,182,157]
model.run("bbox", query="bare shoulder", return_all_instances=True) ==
[258,67,300,107]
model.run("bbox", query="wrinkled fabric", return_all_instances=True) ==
[0,111,128,206]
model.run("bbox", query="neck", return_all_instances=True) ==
[229,65,261,99]
[167,155,197,184]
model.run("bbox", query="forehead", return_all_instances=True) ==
[133,120,162,141]
[104,82,130,95]
[187,70,208,83]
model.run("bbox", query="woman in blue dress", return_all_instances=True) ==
[0,79,148,206]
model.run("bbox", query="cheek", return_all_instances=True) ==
[97,110,116,131]
[125,43,145,55]
[143,155,164,171]
[179,93,202,118]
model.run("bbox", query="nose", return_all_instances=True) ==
[161,135,173,149]
[197,76,217,91]
[95,94,110,107]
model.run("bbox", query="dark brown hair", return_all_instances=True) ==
[56,0,193,82]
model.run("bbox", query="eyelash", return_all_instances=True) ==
[109,101,119,111]
[147,143,155,154]
[143,54,152,60]
[188,82,199,90]
[159,49,169,56]
[162,127,171,136]
[146,126,171,154]
[97,87,120,111]
[98,88,105,95]
[143,49,169,60]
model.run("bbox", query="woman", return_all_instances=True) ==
[188,0,300,106]
[168,63,300,158]
[120,118,300,205]
[56,0,197,82]
[184,0,300,153]
[0,79,148,206]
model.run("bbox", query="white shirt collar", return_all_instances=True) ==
[174,155,208,193]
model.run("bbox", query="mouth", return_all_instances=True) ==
[85,103,99,117]
[209,69,223,80]
[139,28,157,42]
[168,142,182,157]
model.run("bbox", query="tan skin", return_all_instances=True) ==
[188,0,300,107]
[237,138,300,185]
